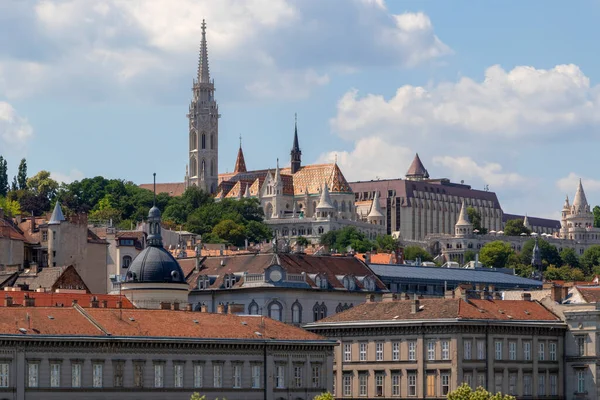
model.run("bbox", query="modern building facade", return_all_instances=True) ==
[305,292,566,399]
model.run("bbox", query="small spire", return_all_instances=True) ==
[152,172,156,206]
[197,19,210,83]
[456,201,471,225]
[367,191,384,220]
[49,201,66,225]
[406,153,429,181]
[290,113,302,174]
[234,140,247,173]
[274,158,281,183]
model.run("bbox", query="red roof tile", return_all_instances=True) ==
[0,292,134,308]
[139,182,186,197]
[0,307,102,336]
[0,218,26,241]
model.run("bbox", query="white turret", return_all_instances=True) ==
[316,183,335,220]
[367,191,384,226]
[455,201,473,237]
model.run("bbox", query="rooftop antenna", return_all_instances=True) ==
[153,172,157,206]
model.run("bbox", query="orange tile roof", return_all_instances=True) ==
[1,292,134,308]
[318,298,559,323]
[0,307,102,336]
[0,218,26,241]
[139,182,186,197]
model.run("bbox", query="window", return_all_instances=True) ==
[550,374,558,396]
[477,340,485,360]
[174,364,183,388]
[494,373,503,394]
[442,340,450,360]
[375,373,384,397]
[213,364,222,388]
[252,365,261,389]
[463,372,473,388]
[268,301,282,321]
[292,302,302,324]
[508,373,517,395]
[344,343,352,362]
[122,255,132,268]
[50,363,60,388]
[92,363,103,388]
[464,340,472,360]
[343,374,352,396]
[194,364,203,388]
[408,372,417,396]
[248,301,259,315]
[293,365,303,388]
[312,364,321,388]
[409,341,416,361]
[233,364,242,388]
[549,342,557,361]
[154,363,164,388]
[538,373,545,396]
[201,133,206,149]
[360,343,367,361]
[495,340,502,360]
[477,373,486,389]
[538,342,545,361]
[577,336,586,356]
[276,365,285,388]
[426,372,436,397]
[376,342,384,361]
[134,362,144,388]
[428,341,436,360]
[523,374,532,396]
[441,372,450,396]
[577,370,585,393]
[509,341,516,360]
[392,372,400,396]
[524,341,531,360]
[359,373,368,396]
[392,342,400,361]
[113,361,124,387]
[28,363,38,388]
[42,230,48,242]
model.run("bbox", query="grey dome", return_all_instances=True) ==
[148,205,161,219]
[125,246,185,283]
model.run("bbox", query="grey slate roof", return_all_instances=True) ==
[370,264,542,288]
[48,202,66,225]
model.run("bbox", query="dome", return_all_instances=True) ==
[148,205,161,219]
[125,246,186,283]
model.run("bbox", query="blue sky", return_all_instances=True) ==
[2,0,600,219]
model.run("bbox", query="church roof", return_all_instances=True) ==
[48,202,66,225]
[233,146,247,173]
[139,182,186,197]
[406,153,429,179]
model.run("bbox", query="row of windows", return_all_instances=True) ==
[490,340,557,361]
[343,340,451,363]
[337,370,449,397]
[190,131,215,151]
[492,371,558,396]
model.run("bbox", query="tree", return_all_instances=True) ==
[0,197,21,217]
[467,207,488,234]
[479,241,514,269]
[374,235,399,252]
[594,205,600,228]
[319,226,374,253]
[403,245,433,262]
[503,219,531,236]
[212,219,247,246]
[0,156,7,197]
[447,383,515,400]
[17,158,27,190]
[464,250,476,263]
[296,236,309,247]
[560,247,580,269]
[245,220,272,244]
[190,394,225,400]
[313,393,335,400]
[519,238,561,268]
[27,170,59,201]
[580,245,600,275]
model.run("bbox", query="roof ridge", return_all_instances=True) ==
[73,303,111,336]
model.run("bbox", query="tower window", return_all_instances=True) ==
[201,133,206,149]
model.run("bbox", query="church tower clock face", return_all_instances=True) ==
[270,270,282,283]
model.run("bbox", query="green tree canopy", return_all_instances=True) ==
[0,197,21,217]
[0,156,8,197]
[17,158,27,190]
[403,245,433,262]
[27,170,58,201]
[594,205,600,228]
[374,235,399,252]
[560,247,580,268]
[580,245,600,275]
[467,207,488,234]
[447,383,515,400]
[503,219,531,236]
[319,226,374,253]
[479,241,514,269]
[313,393,335,400]
[519,238,561,268]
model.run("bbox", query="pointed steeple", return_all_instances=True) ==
[456,201,471,226]
[316,182,334,211]
[563,195,570,210]
[237,183,243,200]
[523,214,530,229]
[572,178,589,212]
[368,191,384,219]
[406,153,429,181]
[147,173,163,247]
[290,113,302,174]
[197,19,210,84]
[454,201,473,237]
[244,183,250,198]
[234,135,247,173]
[48,201,66,225]
[274,158,282,184]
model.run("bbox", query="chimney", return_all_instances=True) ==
[381,293,398,302]
[200,303,208,313]
[90,296,99,308]
[4,296,13,307]
[116,300,123,309]
[160,302,170,310]
[364,253,371,264]
[186,303,193,311]
[411,294,420,314]
[365,294,376,303]
[494,292,503,300]
[101,300,108,308]
[216,303,226,314]
[23,295,35,307]
[444,290,455,299]
[521,292,532,302]
[171,302,180,311]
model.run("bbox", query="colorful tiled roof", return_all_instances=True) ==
[139,182,186,197]
[234,146,247,173]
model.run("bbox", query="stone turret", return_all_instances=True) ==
[316,183,335,220]
[367,191,384,226]
[455,201,473,237]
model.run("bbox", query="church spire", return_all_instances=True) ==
[234,135,247,173]
[197,19,210,83]
[290,113,302,174]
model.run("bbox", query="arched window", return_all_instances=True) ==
[268,301,283,321]
[191,131,197,150]
[122,255,132,268]
[336,303,343,313]
[292,301,302,324]
[341,201,346,212]
[319,302,327,320]
[313,302,321,321]
[201,133,206,149]
[333,200,338,211]
[318,226,324,234]
[190,157,198,177]
[248,300,259,315]
[211,134,215,150]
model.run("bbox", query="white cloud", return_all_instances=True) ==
[331,64,600,141]
[0,0,450,102]
[317,137,414,181]
[0,102,33,148]
[556,172,600,194]
[432,156,526,188]
[51,169,85,184]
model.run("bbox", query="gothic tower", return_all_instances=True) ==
[290,113,302,174]
[186,20,219,193]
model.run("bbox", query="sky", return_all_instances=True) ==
[2,0,600,220]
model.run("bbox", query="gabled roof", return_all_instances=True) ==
[575,287,600,303]
[15,266,90,293]
[0,218,26,241]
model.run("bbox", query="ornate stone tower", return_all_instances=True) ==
[186,20,219,193]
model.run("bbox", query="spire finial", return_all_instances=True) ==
[334,153,338,165]
[239,134,242,148]
[153,172,156,206]
[197,19,210,83]
[295,112,297,126]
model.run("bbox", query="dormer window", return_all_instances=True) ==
[224,274,236,289]
[315,274,328,289]
[363,276,376,292]
[197,275,210,290]
[343,275,356,291]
